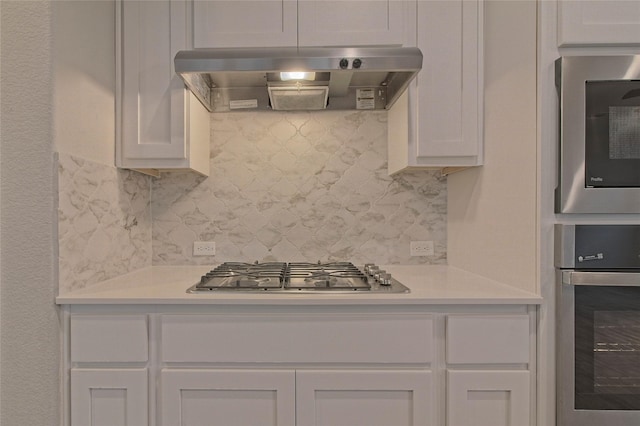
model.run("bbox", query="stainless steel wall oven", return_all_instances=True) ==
[555,56,640,213]
[556,224,640,425]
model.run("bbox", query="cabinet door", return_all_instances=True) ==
[296,370,433,426]
[558,0,640,46]
[298,0,411,47]
[415,0,482,165]
[117,0,209,175]
[388,0,483,173]
[160,369,296,426]
[193,0,297,48]
[447,370,530,426]
[70,368,147,426]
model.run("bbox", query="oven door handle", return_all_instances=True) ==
[562,270,640,286]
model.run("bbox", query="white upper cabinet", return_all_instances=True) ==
[558,0,640,46]
[117,0,209,176]
[193,0,298,48]
[298,1,409,47]
[192,0,412,48]
[388,0,483,174]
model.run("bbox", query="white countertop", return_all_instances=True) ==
[56,265,541,305]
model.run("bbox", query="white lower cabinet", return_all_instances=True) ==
[160,368,432,426]
[296,370,433,426]
[447,370,530,426]
[161,369,296,426]
[68,314,150,426]
[445,314,533,426]
[70,368,148,426]
[63,306,535,426]
[158,312,434,425]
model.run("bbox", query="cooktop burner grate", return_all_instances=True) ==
[286,262,370,290]
[187,261,410,293]
[198,262,287,289]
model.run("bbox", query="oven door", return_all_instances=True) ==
[558,270,640,426]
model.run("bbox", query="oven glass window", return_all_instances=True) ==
[575,286,640,409]
[585,80,640,188]
[593,311,640,394]
[609,106,640,160]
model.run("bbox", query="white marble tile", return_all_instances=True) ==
[57,153,152,293]
[152,111,447,265]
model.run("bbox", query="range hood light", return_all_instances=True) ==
[280,72,316,81]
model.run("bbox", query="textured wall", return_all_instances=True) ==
[0,2,60,424]
[57,153,152,294]
[152,111,447,265]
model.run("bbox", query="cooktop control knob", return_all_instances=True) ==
[379,273,392,286]
[365,264,379,275]
[352,58,362,69]
[374,269,386,282]
[339,58,349,69]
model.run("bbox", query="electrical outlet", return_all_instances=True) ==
[193,241,216,256]
[410,241,434,257]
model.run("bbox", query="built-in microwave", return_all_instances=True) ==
[555,56,640,214]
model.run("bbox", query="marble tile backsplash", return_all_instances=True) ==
[57,153,152,293]
[152,111,447,265]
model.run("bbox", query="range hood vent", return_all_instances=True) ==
[174,46,422,112]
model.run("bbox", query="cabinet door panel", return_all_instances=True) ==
[446,315,530,364]
[193,1,297,48]
[297,370,433,426]
[298,0,408,47]
[447,370,530,426]
[558,0,640,46]
[160,369,295,426]
[416,0,481,160]
[70,369,148,426]
[121,1,186,160]
[70,314,148,363]
[161,313,433,364]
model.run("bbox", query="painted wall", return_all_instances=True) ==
[0,2,59,424]
[1,1,118,424]
[447,0,538,293]
[53,0,115,165]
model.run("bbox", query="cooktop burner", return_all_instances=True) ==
[187,262,410,293]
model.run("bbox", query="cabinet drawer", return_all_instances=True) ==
[161,313,433,364]
[446,315,530,364]
[70,315,148,362]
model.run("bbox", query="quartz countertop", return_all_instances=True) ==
[56,265,542,305]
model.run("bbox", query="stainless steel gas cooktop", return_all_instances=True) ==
[187,262,410,294]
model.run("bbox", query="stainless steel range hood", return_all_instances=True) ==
[174,46,422,112]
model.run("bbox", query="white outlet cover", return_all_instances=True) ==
[410,241,434,256]
[193,241,216,256]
